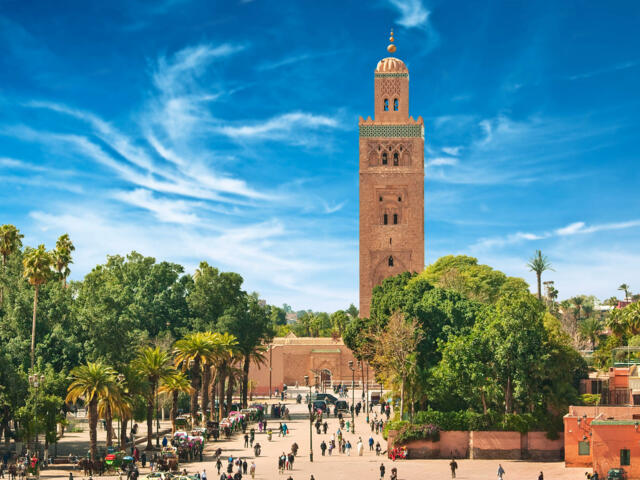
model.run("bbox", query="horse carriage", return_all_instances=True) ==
[155,447,179,472]
[175,415,192,431]
[206,420,220,440]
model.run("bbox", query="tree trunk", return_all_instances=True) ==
[146,389,154,450]
[190,359,201,426]
[30,285,39,370]
[242,355,250,408]
[226,376,234,413]
[209,370,217,421]
[481,389,488,414]
[89,399,98,461]
[201,367,210,422]
[120,416,128,451]
[171,391,178,434]
[399,377,405,421]
[105,402,113,447]
[505,376,512,414]
[537,273,542,300]
[218,363,227,420]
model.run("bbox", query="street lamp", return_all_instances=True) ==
[117,374,125,449]
[304,375,313,462]
[28,373,45,458]
[348,360,356,434]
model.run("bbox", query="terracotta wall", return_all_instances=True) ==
[568,405,640,419]
[387,430,562,460]
[592,424,640,478]
[564,416,593,467]
[471,431,521,459]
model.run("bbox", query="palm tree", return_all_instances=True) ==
[579,316,602,349]
[158,372,193,434]
[133,346,174,450]
[97,384,123,447]
[527,250,554,300]
[22,245,53,369]
[0,224,24,305]
[66,362,117,460]
[174,332,217,426]
[619,284,632,301]
[53,234,75,287]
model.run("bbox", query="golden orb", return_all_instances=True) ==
[387,44,396,53]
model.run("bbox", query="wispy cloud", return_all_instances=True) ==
[321,200,347,214]
[426,156,458,167]
[568,59,639,81]
[471,219,640,251]
[386,0,430,29]
[257,51,339,71]
[441,146,461,156]
[113,188,200,225]
[217,112,341,144]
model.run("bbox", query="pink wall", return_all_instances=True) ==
[388,430,562,460]
[568,406,640,419]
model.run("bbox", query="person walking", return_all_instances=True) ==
[538,472,544,480]
[242,460,247,475]
[357,438,364,456]
[375,442,381,456]
[216,458,222,475]
[380,463,386,479]
[320,441,327,456]
[201,469,207,480]
[369,436,374,451]
[244,433,249,448]
[497,464,505,480]
[449,458,458,479]
[249,462,255,479]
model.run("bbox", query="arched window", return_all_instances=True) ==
[388,256,394,267]
[393,214,398,225]
[393,152,399,166]
[383,214,388,225]
[393,98,399,111]
[384,99,389,111]
[382,153,388,165]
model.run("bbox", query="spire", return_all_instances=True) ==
[387,29,396,54]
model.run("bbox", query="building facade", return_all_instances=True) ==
[247,333,373,396]
[358,40,425,318]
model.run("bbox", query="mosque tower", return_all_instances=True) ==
[358,31,425,318]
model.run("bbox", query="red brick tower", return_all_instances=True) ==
[358,33,425,318]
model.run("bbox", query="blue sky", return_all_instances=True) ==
[1,0,639,311]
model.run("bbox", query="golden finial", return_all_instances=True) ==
[387,29,396,54]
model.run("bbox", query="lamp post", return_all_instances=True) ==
[304,375,313,462]
[348,360,356,434]
[28,373,45,459]
[117,373,125,449]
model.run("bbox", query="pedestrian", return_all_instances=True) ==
[538,472,544,480]
[380,463,386,479]
[244,433,249,448]
[141,452,146,468]
[68,473,73,480]
[345,440,352,456]
[357,438,364,456]
[375,442,381,456]
[242,460,247,475]
[162,436,168,448]
[497,464,505,480]
[249,462,255,479]
[390,467,397,480]
[369,436,374,451]
[216,458,222,475]
[450,458,458,479]
[320,441,327,456]
[202,470,207,480]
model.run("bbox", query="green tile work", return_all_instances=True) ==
[359,124,424,139]
[374,73,409,78]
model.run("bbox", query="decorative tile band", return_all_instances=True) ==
[375,73,409,78]
[359,124,424,138]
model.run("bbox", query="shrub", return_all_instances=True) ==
[580,394,601,406]
[394,423,440,445]
[382,420,407,440]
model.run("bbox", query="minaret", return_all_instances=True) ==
[358,31,425,318]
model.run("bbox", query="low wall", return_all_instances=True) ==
[471,431,521,459]
[528,432,564,461]
[388,430,563,460]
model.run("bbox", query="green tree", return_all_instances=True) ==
[159,372,193,434]
[53,234,75,287]
[22,245,53,369]
[66,362,117,460]
[218,294,273,408]
[0,224,24,305]
[527,250,554,300]
[330,310,350,336]
[619,284,632,301]
[133,346,174,449]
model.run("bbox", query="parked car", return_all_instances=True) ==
[335,400,349,413]
[312,400,328,412]
[314,393,338,405]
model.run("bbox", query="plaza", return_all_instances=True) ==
[38,390,583,480]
